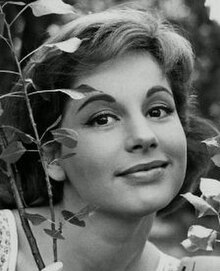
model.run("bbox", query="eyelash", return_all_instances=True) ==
[147,105,174,119]
[85,111,120,127]
[85,105,174,127]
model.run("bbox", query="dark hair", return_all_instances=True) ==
[0,5,218,213]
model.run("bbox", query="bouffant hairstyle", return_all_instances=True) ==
[0,5,218,214]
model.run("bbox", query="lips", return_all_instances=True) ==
[115,160,169,176]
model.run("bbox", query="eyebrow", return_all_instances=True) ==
[76,84,173,112]
[146,86,173,98]
[77,85,116,112]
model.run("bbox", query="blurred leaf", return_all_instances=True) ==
[75,205,97,220]
[205,0,220,24]
[2,125,35,144]
[0,141,26,163]
[44,37,82,53]
[0,13,5,36]
[181,225,217,252]
[24,212,47,225]
[51,128,77,148]
[61,210,85,227]
[200,178,220,198]
[202,135,220,155]
[29,0,75,17]
[44,228,65,240]
[181,192,218,217]
[47,163,65,181]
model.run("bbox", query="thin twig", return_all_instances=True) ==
[5,17,58,263]
[9,4,29,27]
[0,70,20,75]
[0,127,45,270]
[19,45,44,65]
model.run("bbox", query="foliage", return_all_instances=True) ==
[0,0,97,270]
[181,136,220,252]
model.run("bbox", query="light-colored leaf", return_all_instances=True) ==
[24,212,47,225]
[44,37,82,53]
[0,141,26,163]
[200,178,220,198]
[42,262,63,271]
[44,228,65,240]
[205,0,220,24]
[181,238,200,252]
[211,153,220,167]
[29,0,75,17]
[51,128,78,148]
[182,225,217,252]
[47,163,66,181]
[181,192,218,217]
[202,135,220,148]
[0,13,5,36]
[29,89,86,100]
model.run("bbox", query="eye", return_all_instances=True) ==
[86,112,120,127]
[147,106,173,119]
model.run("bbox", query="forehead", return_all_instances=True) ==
[73,52,171,100]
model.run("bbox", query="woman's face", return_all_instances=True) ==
[60,53,187,217]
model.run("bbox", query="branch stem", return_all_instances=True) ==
[4,16,58,265]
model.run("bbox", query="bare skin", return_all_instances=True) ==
[15,52,186,271]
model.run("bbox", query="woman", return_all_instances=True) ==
[0,4,218,271]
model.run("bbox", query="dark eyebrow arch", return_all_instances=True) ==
[146,86,173,98]
[77,87,116,112]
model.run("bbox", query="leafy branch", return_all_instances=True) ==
[181,135,220,252]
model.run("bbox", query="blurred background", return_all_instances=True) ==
[1,0,220,259]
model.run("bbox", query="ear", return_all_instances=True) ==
[42,143,66,182]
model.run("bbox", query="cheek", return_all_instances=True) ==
[61,130,123,186]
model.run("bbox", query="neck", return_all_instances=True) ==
[55,189,155,271]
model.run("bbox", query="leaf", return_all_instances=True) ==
[61,210,85,227]
[202,135,220,157]
[2,125,35,144]
[51,128,78,148]
[24,212,47,225]
[74,205,97,220]
[51,152,76,164]
[47,163,66,181]
[44,37,82,53]
[200,178,220,198]
[211,153,220,167]
[44,228,65,240]
[29,0,75,17]
[0,141,26,163]
[3,2,26,6]
[0,13,5,36]
[29,89,86,100]
[181,225,217,252]
[41,262,63,271]
[181,192,218,217]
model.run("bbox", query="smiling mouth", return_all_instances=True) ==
[115,160,169,177]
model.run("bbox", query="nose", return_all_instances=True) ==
[124,115,158,153]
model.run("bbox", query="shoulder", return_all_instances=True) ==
[0,209,18,271]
